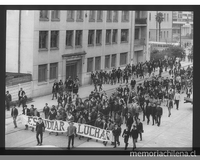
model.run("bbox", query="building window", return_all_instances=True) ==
[87,58,93,72]
[76,10,83,21]
[167,14,169,21]
[121,29,129,42]
[50,31,59,49]
[113,11,118,22]
[167,31,169,37]
[39,31,48,50]
[149,13,151,21]
[89,10,96,22]
[95,57,101,71]
[67,10,74,22]
[135,28,139,40]
[97,11,103,22]
[88,30,95,46]
[75,30,82,46]
[164,31,165,38]
[106,30,111,44]
[122,11,129,22]
[50,63,58,80]
[149,31,150,39]
[164,13,166,21]
[105,55,110,69]
[160,31,162,38]
[96,30,102,45]
[111,54,116,67]
[38,64,47,82]
[39,10,49,21]
[112,29,118,43]
[51,10,60,21]
[107,11,112,22]
[66,30,73,47]
[120,52,127,66]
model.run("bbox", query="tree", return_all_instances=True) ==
[166,46,185,58]
[155,12,164,42]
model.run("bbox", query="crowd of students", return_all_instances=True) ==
[12,56,193,150]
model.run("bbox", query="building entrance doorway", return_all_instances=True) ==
[66,63,77,80]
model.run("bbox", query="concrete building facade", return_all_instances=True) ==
[172,11,193,42]
[148,11,173,43]
[6,10,149,98]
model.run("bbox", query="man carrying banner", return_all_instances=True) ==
[67,121,77,150]
[36,117,45,146]
[22,105,30,130]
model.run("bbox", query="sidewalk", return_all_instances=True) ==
[5,61,192,120]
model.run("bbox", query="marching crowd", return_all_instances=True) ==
[7,55,193,150]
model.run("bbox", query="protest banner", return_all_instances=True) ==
[19,115,113,142]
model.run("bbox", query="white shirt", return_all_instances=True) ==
[174,93,181,101]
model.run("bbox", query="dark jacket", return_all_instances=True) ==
[36,122,45,133]
[43,106,50,116]
[126,116,133,127]
[130,128,138,139]
[94,119,103,129]
[22,108,31,116]
[18,90,25,98]
[49,111,57,120]
[156,106,163,116]
[5,94,12,102]
[145,105,152,116]
[137,122,144,133]
[11,108,18,117]
[122,129,130,138]
[112,127,121,137]
[151,106,157,116]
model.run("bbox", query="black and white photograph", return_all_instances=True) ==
[5,8,194,153]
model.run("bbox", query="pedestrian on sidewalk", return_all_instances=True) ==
[21,93,28,109]
[52,80,59,100]
[22,105,30,130]
[167,97,173,117]
[112,124,121,148]
[136,118,144,141]
[122,125,130,150]
[151,102,157,126]
[174,91,181,110]
[43,103,50,119]
[67,121,77,150]
[36,117,45,146]
[18,88,25,108]
[5,91,12,111]
[156,103,163,127]
[11,105,18,128]
[145,101,152,125]
[130,125,138,150]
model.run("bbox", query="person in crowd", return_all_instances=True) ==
[43,103,50,119]
[22,93,28,109]
[5,91,12,111]
[11,105,18,128]
[151,102,157,126]
[22,105,30,130]
[145,101,152,125]
[36,117,45,146]
[52,80,59,100]
[130,125,138,150]
[67,121,77,150]
[77,114,86,140]
[94,115,103,142]
[48,108,57,135]
[174,91,181,110]
[112,124,121,148]
[126,112,134,131]
[167,97,173,117]
[136,118,144,141]
[18,88,25,107]
[122,125,130,150]
[156,103,163,127]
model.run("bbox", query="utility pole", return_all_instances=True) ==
[156,11,158,42]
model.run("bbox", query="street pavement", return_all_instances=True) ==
[5,58,193,149]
